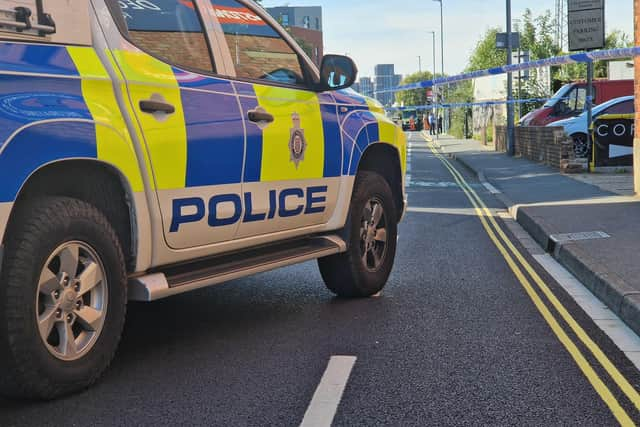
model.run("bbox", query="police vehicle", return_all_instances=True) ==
[0,0,406,399]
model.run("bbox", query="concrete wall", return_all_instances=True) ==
[635,0,640,194]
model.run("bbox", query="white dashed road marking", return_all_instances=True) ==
[300,356,357,427]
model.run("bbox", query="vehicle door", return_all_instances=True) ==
[106,0,246,249]
[206,0,342,239]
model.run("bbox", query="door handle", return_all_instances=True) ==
[248,108,274,124]
[139,99,175,115]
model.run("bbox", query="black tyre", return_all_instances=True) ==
[318,171,398,297]
[0,197,127,399]
[571,133,590,158]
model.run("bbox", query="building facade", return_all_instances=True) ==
[358,77,374,98]
[267,6,323,66]
[374,64,397,106]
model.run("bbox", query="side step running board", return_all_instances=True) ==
[128,235,346,301]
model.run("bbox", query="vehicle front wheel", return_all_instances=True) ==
[318,171,398,297]
[0,197,127,399]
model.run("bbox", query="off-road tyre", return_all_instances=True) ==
[0,197,127,399]
[318,171,398,297]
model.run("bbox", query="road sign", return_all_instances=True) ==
[568,0,604,51]
[496,32,520,50]
[568,0,604,12]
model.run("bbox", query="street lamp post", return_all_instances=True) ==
[433,0,444,136]
[428,31,436,122]
[506,0,515,155]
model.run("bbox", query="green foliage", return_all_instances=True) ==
[518,9,561,61]
[466,28,506,72]
[447,80,474,138]
[394,71,434,107]
[558,30,633,81]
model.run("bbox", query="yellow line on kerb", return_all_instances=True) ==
[422,139,636,425]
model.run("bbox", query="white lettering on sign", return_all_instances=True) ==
[118,0,161,11]
[568,8,604,50]
[596,123,635,138]
[212,5,265,25]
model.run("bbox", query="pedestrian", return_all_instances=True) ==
[428,112,435,135]
[422,113,429,132]
[438,115,443,134]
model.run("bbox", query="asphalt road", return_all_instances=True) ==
[1,132,639,426]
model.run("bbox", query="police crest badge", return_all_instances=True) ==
[289,112,307,168]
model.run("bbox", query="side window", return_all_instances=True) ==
[118,0,214,73]
[574,87,587,112]
[603,100,634,115]
[208,0,305,85]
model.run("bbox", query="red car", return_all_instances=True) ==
[520,79,634,126]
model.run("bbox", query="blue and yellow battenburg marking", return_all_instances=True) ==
[0,42,405,206]
[0,43,144,202]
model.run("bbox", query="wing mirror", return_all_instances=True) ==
[317,54,358,92]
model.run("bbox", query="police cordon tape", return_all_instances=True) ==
[377,47,640,94]
[387,96,560,111]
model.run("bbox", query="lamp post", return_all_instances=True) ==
[432,0,444,77]
[506,0,515,155]
[433,0,444,136]
[427,31,436,117]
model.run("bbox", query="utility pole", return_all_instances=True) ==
[433,0,444,138]
[418,56,422,73]
[506,0,515,156]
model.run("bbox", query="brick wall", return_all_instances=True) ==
[289,27,323,66]
[495,126,507,152]
[224,34,303,80]
[495,126,574,169]
[130,31,213,73]
[635,0,640,194]
[129,31,303,81]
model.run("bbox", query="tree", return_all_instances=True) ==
[557,30,633,81]
[514,9,561,114]
[467,28,507,72]
[395,71,434,107]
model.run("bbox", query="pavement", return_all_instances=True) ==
[2,133,639,425]
[433,134,640,339]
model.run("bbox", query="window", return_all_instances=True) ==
[281,14,289,26]
[602,100,634,115]
[302,16,310,29]
[560,85,596,114]
[315,17,320,30]
[117,0,214,73]
[209,0,305,85]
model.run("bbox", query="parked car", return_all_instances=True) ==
[520,79,634,127]
[550,95,634,158]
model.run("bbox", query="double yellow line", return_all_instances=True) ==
[424,138,639,425]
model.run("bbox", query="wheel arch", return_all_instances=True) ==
[3,158,139,272]
[355,142,405,220]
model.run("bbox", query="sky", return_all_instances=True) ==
[260,0,634,79]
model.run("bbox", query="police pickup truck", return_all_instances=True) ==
[0,0,406,399]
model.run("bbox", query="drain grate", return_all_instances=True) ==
[550,231,610,244]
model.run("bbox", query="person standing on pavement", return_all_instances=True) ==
[422,112,429,132]
[428,112,435,135]
[438,115,443,135]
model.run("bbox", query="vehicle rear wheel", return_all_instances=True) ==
[318,171,398,297]
[571,133,590,158]
[0,197,126,399]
